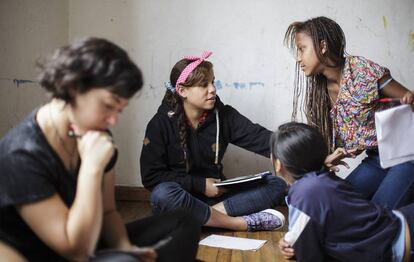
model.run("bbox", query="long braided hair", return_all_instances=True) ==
[162,59,214,172]
[284,16,346,152]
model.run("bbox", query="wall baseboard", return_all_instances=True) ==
[115,186,150,201]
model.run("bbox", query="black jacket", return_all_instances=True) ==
[140,97,271,194]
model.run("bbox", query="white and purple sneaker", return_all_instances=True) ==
[243,209,285,232]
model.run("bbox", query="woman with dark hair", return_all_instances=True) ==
[271,122,413,261]
[0,37,200,262]
[140,51,287,231]
[284,16,414,209]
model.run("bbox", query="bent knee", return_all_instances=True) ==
[150,182,183,205]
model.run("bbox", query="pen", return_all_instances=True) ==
[378,98,401,103]
[67,130,83,138]
[67,130,114,143]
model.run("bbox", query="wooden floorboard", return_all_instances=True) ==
[116,201,153,223]
[117,200,295,262]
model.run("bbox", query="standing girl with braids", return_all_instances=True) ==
[140,51,287,231]
[284,16,414,209]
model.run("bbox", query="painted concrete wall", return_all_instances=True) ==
[0,0,68,135]
[69,0,414,185]
[1,0,413,186]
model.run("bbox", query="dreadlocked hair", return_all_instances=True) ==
[284,16,347,152]
[162,58,214,172]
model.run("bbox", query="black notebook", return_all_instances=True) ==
[214,171,271,186]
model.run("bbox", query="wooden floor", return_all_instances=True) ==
[117,200,295,262]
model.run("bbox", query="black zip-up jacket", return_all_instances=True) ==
[140,97,271,194]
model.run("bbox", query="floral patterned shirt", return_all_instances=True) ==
[330,56,390,150]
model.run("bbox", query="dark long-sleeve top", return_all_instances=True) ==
[140,96,271,194]
[285,171,403,262]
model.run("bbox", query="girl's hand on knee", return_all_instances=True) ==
[278,238,295,259]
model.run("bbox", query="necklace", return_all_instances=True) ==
[48,104,77,172]
[327,83,339,106]
[328,91,336,105]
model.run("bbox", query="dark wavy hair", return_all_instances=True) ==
[284,16,346,152]
[270,122,328,180]
[162,59,214,172]
[37,37,143,103]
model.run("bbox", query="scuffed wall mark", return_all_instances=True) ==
[410,31,414,51]
[0,78,37,87]
[13,79,36,87]
[233,82,246,89]
[248,82,265,88]
[214,80,265,90]
[382,16,387,29]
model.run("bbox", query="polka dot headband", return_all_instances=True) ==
[165,50,212,93]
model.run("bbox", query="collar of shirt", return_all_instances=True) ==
[186,111,208,129]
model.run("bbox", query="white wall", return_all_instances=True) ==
[0,0,68,135]
[69,0,414,185]
[2,0,413,186]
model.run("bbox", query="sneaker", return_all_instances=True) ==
[242,209,285,232]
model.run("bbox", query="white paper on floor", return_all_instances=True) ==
[199,234,267,251]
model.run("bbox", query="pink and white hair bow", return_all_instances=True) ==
[175,50,212,89]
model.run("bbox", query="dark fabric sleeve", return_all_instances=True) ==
[140,117,205,193]
[225,106,272,158]
[0,150,56,207]
[104,149,118,173]
[286,178,327,262]
[289,217,325,262]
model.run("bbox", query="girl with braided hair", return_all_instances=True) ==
[284,16,414,209]
[140,51,287,231]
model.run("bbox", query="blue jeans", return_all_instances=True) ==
[346,150,414,209]
[150,175,287,224]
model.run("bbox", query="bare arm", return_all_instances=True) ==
[101,169,132,250]
[17,131,113,261]
[0,241,27,262]
[17,165,104,261]
[380,76,414,106]
[100,169,157,262]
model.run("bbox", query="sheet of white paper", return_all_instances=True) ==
[199,234,267,251]
[375,105,414,168]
